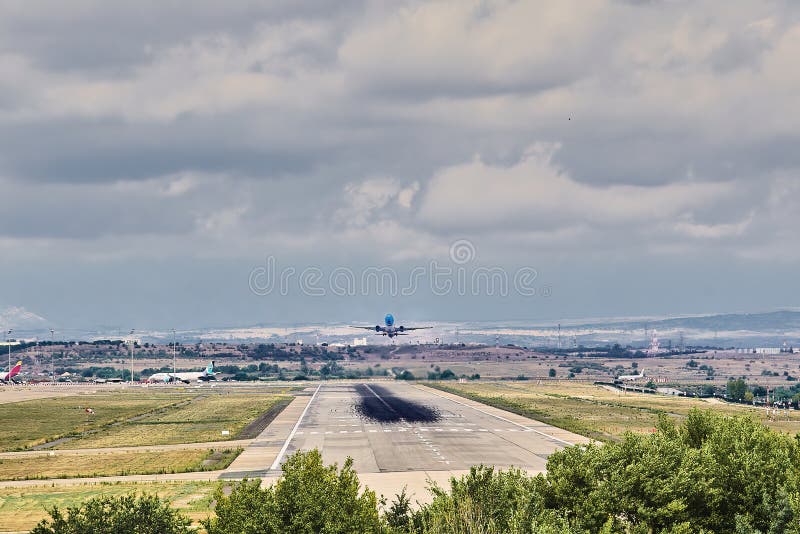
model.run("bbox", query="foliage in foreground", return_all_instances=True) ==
[397,409,800,533]
[30,493,191,534]
[202,448,383,533]
[30,409,800,533]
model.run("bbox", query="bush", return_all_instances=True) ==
[203,449,383,534]
[407,465,569,533]
[398,409,800,533]
[37,411,800,534]
[439,369,457,380]
[31,494,190,534]
[541,410,800,533]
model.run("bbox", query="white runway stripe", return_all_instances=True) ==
[270,384,321,470]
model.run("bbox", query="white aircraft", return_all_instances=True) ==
[617,369,645,381]
[351,314,432,338]
[147,362,216,384]
[1,361,22,383]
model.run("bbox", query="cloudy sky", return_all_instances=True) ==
[1,0,799,331]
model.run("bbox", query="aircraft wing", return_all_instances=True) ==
[400,326,433,331]
[350,326,380,330]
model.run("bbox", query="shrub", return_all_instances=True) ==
[31,494,190,534]
[203,449,383,534]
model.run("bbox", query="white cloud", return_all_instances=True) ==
[673,214,754,239]
[417,143,734,232]
[160,174,199,197]
[396,182,419,209]
[339,0,608,97]
[337,177,418,227]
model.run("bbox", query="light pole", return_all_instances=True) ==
[129,329,135,385]
[50,329,55,383]
[171,328,177,376]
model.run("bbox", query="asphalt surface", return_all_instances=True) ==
[227,382,584,477]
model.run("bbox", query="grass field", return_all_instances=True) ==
[429,381,800,441]
[0,394,187,451]
[0,481,218,532]
[0,448,240,481]
[60,393,291,449]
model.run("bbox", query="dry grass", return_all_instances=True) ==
[0,450,211,481]
[0,481,217,532]
[60,393,290,449]
[431,381,800,441]
[0,393,187,451]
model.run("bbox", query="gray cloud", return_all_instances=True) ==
[0,1,366,74]
[1,0,799,328]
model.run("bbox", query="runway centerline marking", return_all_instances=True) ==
[269,384,321,470]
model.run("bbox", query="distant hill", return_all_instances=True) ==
[0,306,48,331]
[648,310,800,333]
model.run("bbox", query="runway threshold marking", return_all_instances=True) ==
[269,384,322,470]
[419,386,575,447]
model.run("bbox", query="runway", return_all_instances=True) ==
[0,382,589,500]
[236,382,588,476]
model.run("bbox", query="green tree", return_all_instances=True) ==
[439,369,457,380]
[541,409,800,533]
[410,465,569,534]
[203,449,383,534]
[31,494,190,534]
[548,369,556,378]
[385,487,412,530]
[726,378,748,401]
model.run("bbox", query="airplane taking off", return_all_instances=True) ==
[1,361,22,382]
[617,369,645,381]
[351,314,432,338]
[147,362,216,384]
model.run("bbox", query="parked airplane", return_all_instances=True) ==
[617,369,646,381]
[147,362,216,383]
[1,361,22,382]
[351,314,432,338]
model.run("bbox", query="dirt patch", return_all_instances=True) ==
[236,398,292,439]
